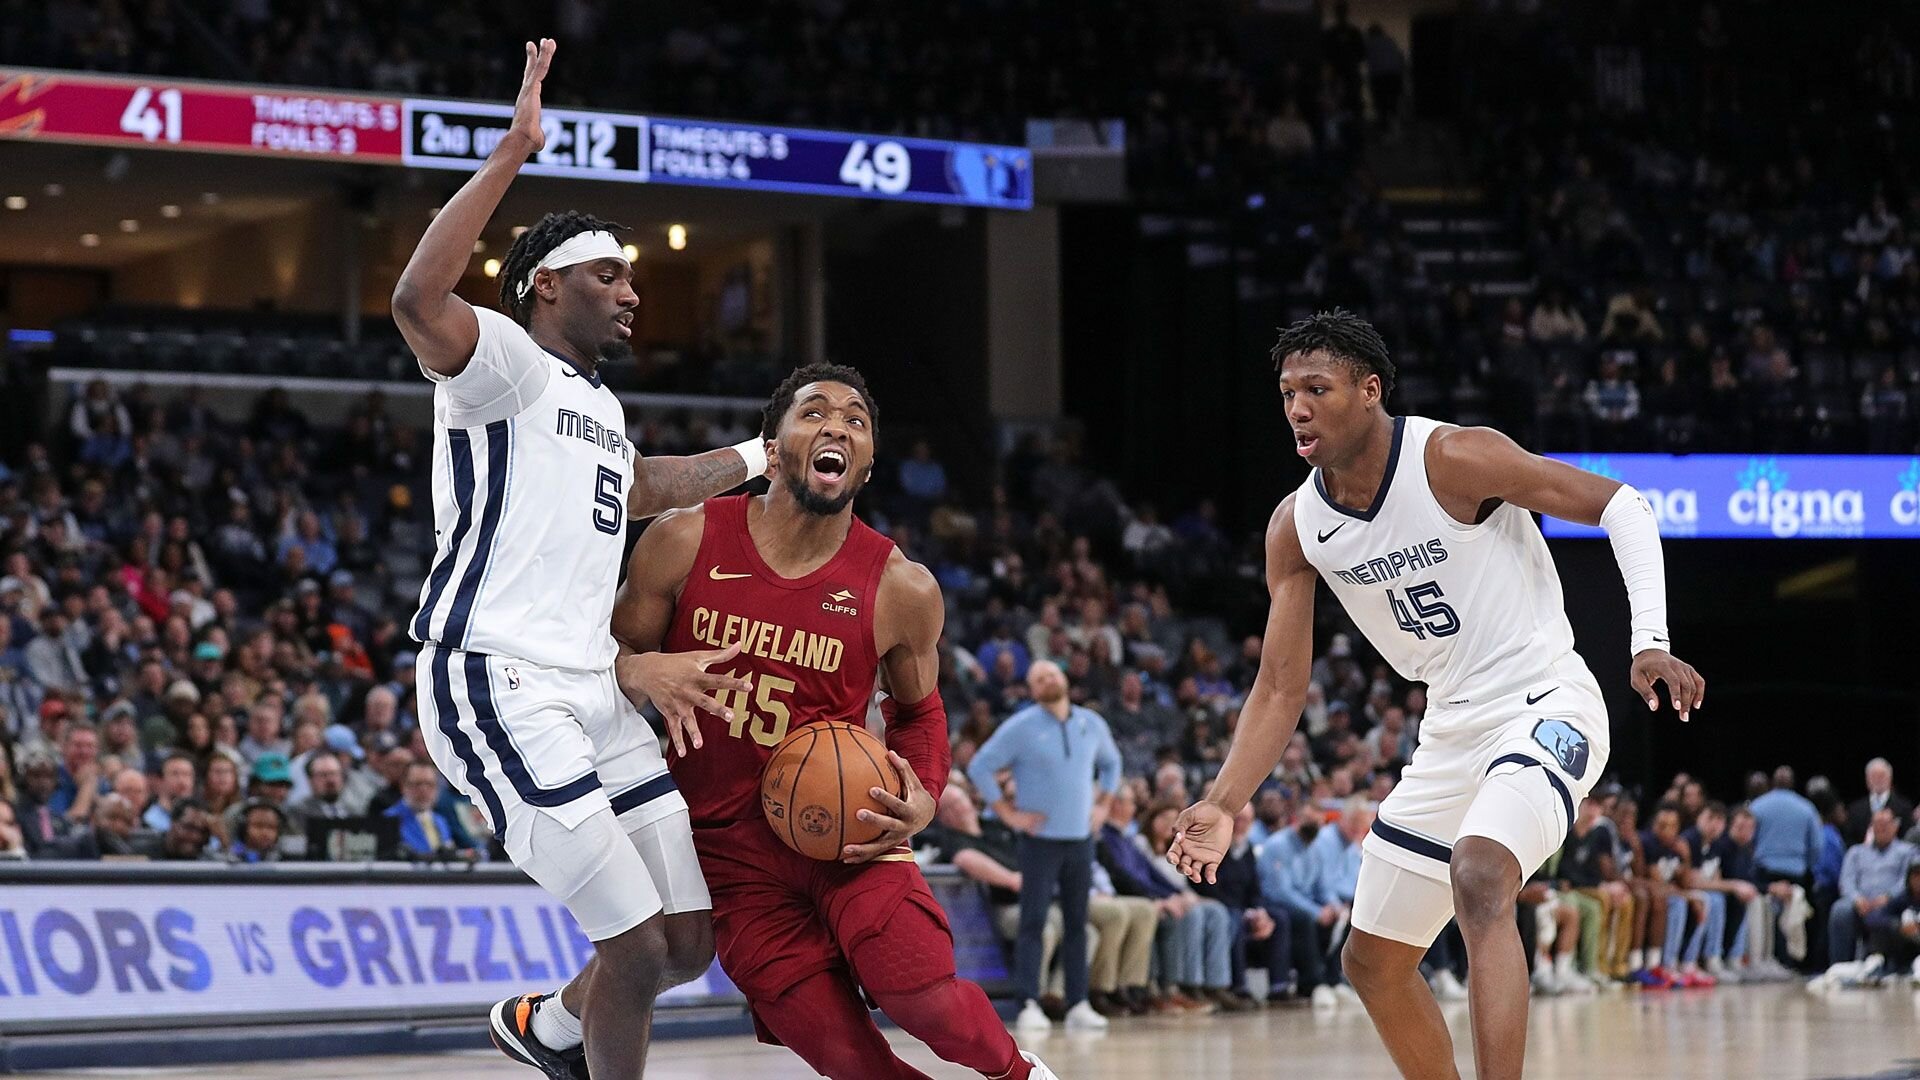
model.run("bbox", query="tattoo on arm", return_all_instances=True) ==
[627,449,748,520]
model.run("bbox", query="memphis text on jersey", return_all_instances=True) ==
[687,606,847,674]
[1330,537,1449,587]
[555,407,631,461]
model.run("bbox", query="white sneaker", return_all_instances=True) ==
[1015,999,1053,1033]
[1566,969,1599,994]
[1429,969,1469,1001]
[1310,984,1338,1009]
[1022,1051,1062,1080]
[1530,965,1560,996]
[1064,1001,1109,1032]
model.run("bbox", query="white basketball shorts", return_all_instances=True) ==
[1352,657,1610,948]
[417,645,710,940]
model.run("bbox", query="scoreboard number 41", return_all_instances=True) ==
[120,86,183,143]
[838,139,910,195]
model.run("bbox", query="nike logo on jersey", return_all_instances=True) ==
[708,567,753,581]
[1317,523,1348,543]
[1526,687,1558,705]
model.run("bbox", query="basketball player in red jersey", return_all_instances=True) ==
[608,364,1055,1080]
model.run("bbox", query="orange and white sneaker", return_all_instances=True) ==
[488,992,589,1079]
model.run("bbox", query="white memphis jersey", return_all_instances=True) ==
[411,306,632,671]
[1292,415,1583,705]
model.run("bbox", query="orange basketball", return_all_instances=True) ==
[761,721,903,861]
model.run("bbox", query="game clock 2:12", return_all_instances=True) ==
[403,98,643,180]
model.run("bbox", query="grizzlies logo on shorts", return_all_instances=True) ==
[1531,719,1590,779]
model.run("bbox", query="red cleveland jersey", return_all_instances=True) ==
[662,495,896,824]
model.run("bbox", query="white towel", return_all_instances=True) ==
[1779,886,1812,961]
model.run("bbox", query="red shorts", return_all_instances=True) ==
[692,816,954,1005]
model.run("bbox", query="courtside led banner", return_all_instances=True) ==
[1543,454,1920,539]
[0,69,1032,209]
[0,868,1002,1032]
[0,880,733,1030]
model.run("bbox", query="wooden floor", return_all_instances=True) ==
[14,985,1920,1079]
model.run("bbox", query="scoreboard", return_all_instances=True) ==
[0,68,1033,210]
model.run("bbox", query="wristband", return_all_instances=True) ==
[731,437,770,479]
[1600,483,1671,657]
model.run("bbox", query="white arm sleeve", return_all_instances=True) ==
[1600,483,1670,656]
[418,303,553,428]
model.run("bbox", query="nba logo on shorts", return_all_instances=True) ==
[504,666,521,690]
[1531,719,1589,778]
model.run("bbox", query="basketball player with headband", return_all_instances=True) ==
[391,39,763,1080]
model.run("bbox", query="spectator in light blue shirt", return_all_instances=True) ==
[1828,809,1919,965]
[1255,806,1349,997]
[897,439,949,502]
[1313,797,1374,905]
[974,621,1030,685]
[967,660,1122,1026]
[1749,766,1821,884]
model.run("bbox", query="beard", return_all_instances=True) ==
[1296,820,1320,843]
[781,460,859,516]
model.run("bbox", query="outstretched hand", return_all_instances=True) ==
[509,39,555,154]
[1166,800,1232,885]
[1630,649,1705,723]
[615,642,751,758]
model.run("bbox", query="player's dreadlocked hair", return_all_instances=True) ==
[761,363,879,440]
[1270,308,1396,402]
[497,210,630,326]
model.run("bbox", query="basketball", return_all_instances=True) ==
[761,721,903,861]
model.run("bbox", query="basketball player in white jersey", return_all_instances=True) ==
[391,41,764,1080]
[1167,310,1704,1080]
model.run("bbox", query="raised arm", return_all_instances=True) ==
[391,41,552,376]
[1427,425,1704,720]
[1169,495,1317,884]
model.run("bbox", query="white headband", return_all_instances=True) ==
[516,230,628,300]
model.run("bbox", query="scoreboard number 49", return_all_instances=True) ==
[838,139,910,195]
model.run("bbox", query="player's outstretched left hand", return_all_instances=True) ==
[1167,800,1232,885]
[842,751,935,864]
[1630,648,1705,723]
[615,643,752,757]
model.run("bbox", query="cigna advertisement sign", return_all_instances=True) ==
[1542,455,1920,539]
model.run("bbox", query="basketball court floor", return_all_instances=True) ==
[10,985,1918,1079]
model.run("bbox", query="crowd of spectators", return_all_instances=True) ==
[1357,4,1920,453]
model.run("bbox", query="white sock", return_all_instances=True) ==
[1554,954,1575,977]
[1628,949,1645,971]
[531,993,584,1050]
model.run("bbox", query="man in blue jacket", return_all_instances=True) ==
[969,659,1123,1032]
[385,760,476,861]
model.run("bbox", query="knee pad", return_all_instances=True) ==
[847,893,957,996]
[511,807,662,941]
[1457,762,1572,880]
